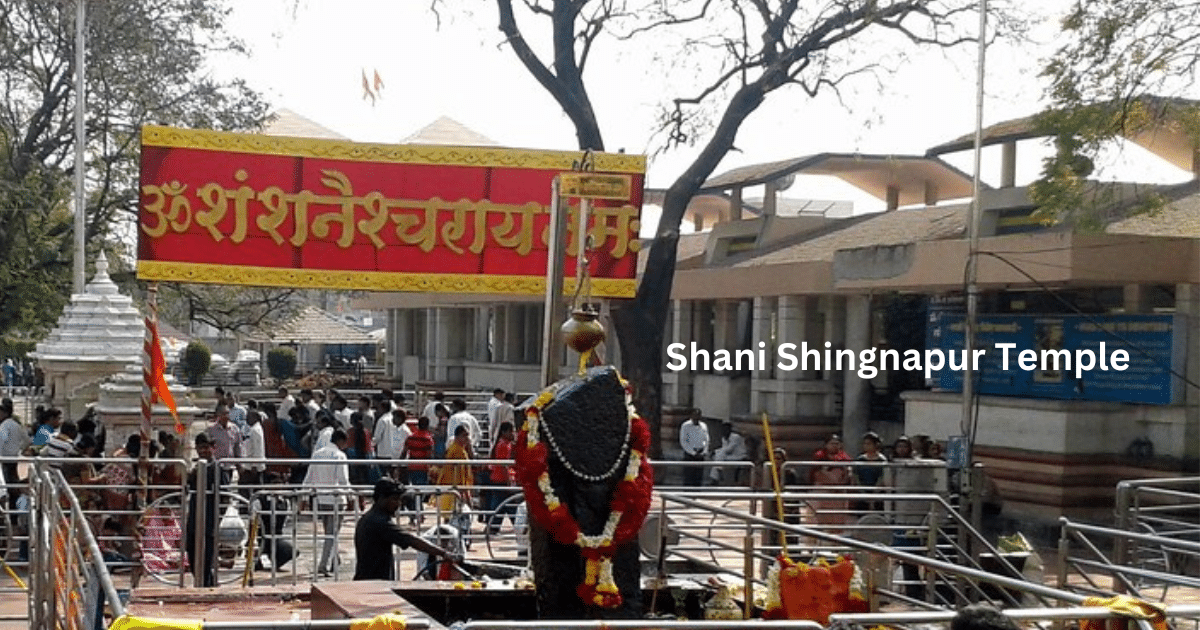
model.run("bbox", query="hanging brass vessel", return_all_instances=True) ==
[560,309,606,354]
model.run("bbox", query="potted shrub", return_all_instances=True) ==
[267,346,298,381]
[182,341,212,386]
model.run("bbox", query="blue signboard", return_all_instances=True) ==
[929,313,1184,405]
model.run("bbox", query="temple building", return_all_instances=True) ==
[360,108,1199,525]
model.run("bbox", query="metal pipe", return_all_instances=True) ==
[1065,518,1200,553]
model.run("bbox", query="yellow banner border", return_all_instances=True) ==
[141,125,646,174]
[136,261,637,298]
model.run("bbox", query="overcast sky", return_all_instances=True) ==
[214,0,1190,220]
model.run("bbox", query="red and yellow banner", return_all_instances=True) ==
[137,126,645,296]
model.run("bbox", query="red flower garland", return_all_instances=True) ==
[514,393,654,608]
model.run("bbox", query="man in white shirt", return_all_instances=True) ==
[445,398,480,454]
[313,413,336,453]
[300,389,321,418]
[485,388,505,437]
[709,420,749,485]
[678,409,709,487]
[331,396,353,431]
[302,429,351,576]
[276,387,295,421]
[491,393,515,447]
[243,409,266,488]
[421,391,445,432]
[372,398,411,481]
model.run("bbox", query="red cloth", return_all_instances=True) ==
[489,437,516,484]
[403,429,434,472]
[262,417,294,475]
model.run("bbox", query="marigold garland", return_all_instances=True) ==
[514,381,654,608]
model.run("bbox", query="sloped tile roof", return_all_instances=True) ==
[733,204,969,267]
[263,108,349,140]
[1106,194,1200,238]
[402,116,499,146]
[270,307,378,345]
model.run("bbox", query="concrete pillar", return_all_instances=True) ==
[777,296,805,384]
[1001,141,1017,188]
[432,308,453,382]
[886,186,900,211]
[424,308,437,381]
[730,187,744,221]
[388,309,402,379]
[475,307,490,361]
[509,305,521,364]
[1123,284,1150,314]
[1178,283,1200,469]
[924,180,939,206]
[802,297,824,380]
[526,304,546,366]
[493,306,508,363]
[842,295,872,446]
[823,296,846,417]
[763,182,778,216]
[750,297,776,413]
[713,301,740,352]
[668,300,695,406]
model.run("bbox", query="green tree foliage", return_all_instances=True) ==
[266,346,298,381]
[1034,1,1200,225]
[0,0,268,340]
[182,340,212,385]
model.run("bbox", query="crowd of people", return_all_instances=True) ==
[0,385,520,584]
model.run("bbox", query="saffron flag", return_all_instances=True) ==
[148,320,184,434]
[361,69,376,105]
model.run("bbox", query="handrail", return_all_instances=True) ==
[659,492,1089,605]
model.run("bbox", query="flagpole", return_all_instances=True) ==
[140,282,159,511]
[72,0,87,293]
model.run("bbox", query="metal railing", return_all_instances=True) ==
[650,488,1049,611]
[1049,477,1200,603]
[27,463,126,630]
[1059,516,1200,602]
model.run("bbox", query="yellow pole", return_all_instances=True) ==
[0,557,27,590]
[759,411,787,558]
[242,516,259,588]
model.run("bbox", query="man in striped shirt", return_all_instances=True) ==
[205,404,243,474]
[41,421,78,460]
